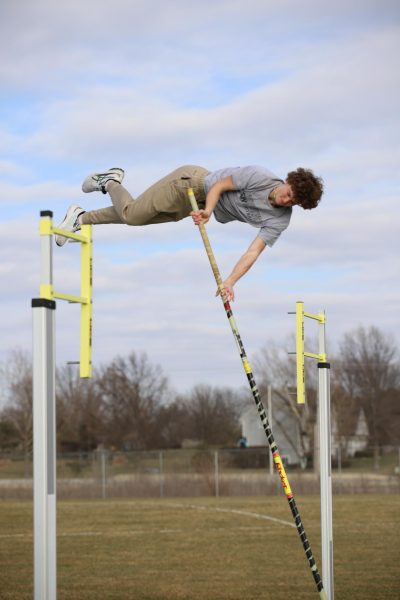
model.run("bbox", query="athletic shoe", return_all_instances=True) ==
[82,167,125,194]
[55,205,86,247]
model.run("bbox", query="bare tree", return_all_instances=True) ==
[338,326,400,448]
[56,365,104,452]
[97,352,170,450]
[178,384,242,446]
[2,326,398,462]
[157,401,191,448]
[0,349,33,456]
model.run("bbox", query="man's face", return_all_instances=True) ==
[272,184,296,207]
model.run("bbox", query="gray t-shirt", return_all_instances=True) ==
[204,166,292,246]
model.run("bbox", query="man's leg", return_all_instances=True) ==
[83,165,209,227]
[81,184,131,225]
[80,203,123,225]
[129,165,209,225]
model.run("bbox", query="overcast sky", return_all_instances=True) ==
[1,0,399,395]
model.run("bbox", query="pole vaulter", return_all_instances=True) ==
[187,185,327,600]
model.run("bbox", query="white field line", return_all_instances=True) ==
[165,502,296,529]
[0,525,283,540]
[0,501,295,539]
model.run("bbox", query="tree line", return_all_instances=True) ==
[0,325,399,455]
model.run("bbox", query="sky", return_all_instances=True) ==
[1,0,399,396]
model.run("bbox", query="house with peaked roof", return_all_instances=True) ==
[331,406,369,457]
[239,402,304,466]
[240,398,369,466]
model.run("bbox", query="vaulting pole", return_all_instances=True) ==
[187,187,327,599]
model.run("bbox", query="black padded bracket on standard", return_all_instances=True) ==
[31,298,56,310]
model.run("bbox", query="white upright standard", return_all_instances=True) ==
[32,296,57,600]
[32,209,93,600]
[295,301,334,600]
[318,313,334,600]
[32,208,58,600]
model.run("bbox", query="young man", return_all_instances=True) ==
[56,165,323,301]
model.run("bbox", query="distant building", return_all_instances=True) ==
[239,403,303,466]
[240,399,370,466]
[331,407,369,457]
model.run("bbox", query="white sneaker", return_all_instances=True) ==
[55,205,86,247]
[82,167,125,194]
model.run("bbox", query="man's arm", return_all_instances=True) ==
[219,236,267,302]
[191,175,236,225]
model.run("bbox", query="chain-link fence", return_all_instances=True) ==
[0,445,399,500]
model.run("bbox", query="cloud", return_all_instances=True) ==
[0,0,399,391]
[2,20,395,191]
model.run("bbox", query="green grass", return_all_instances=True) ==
[0,495,399,599]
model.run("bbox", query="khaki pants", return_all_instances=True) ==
[81,165,210,226]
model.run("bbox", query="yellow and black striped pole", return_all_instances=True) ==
[187,187,327,599]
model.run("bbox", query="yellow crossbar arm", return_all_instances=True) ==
[305,351,328,362]
[53,292,88,304]
[51,227,90,243]
[304,351,321,360]
[304,310,326,324]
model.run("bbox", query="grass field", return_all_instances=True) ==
[0,494,399,600]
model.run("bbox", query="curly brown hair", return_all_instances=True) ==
[286,168,324,210]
